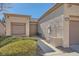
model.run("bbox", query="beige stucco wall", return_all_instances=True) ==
[0,23,5,36]
[38,5,64,35]
[38,5,65,47]
[66,4,79,16]
[39,5,64,23]
[5,14,30,36]
[63,17,70,47]
[38,4,79,48]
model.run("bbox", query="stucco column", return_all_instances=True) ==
[26,17,30,36]
[6,21,11,36]
[63,16,69,48]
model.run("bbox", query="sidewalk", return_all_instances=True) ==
[35,36,63,55]
[34,36,79,56]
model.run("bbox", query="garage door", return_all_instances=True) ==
[69,20,79,45]
[11,23,26,36]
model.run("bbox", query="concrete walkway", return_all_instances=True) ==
[70,45,79,52]
[34,37,63,55]
[34,36,79,56]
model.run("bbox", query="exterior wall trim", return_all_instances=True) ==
[4,13,31,18]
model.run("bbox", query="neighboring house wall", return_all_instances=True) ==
[5,13,30,36]
[0,22,5,36]
[4,13,38,37]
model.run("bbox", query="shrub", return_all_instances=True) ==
[0,39,37,56]
[0,36,37,47]
[0,37,17,47]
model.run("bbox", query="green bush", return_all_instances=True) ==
[0,36,37,48]
[0,37,17,47]
[0,39,37,56]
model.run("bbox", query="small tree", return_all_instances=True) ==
[0,3,13,12]
[0,3,13,22]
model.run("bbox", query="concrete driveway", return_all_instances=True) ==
[70,45,79,52]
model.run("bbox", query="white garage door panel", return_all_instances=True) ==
[70,21,79,45]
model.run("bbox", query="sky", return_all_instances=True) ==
[0,3,55,20]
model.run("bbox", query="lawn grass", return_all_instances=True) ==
[0,36,37,56]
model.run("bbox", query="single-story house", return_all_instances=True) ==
[0,13,38,37]
[38,3,79,48]
[0,3,79,48]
